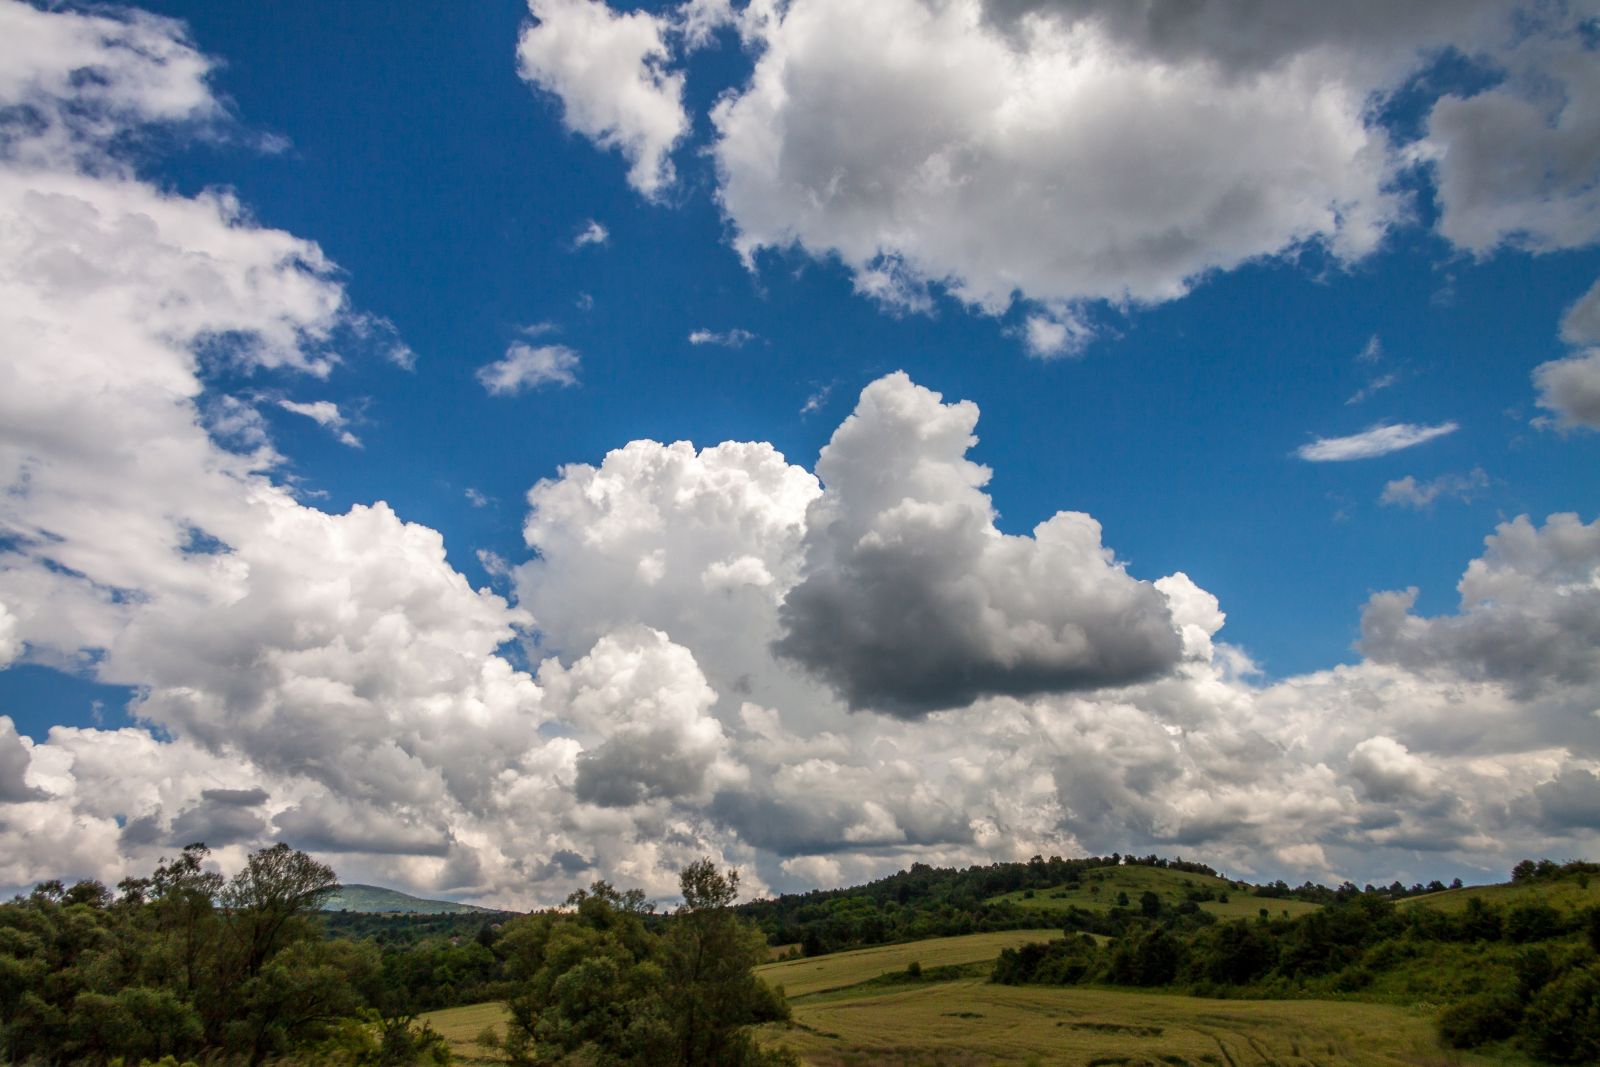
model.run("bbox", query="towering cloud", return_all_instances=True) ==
[775,373,1182,715]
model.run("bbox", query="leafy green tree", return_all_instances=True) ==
[662,860,791,1067]
[495,880,668,1066]
[220,842,340,980]
[494,864,793,1067]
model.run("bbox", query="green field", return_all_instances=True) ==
[756,931,1064,998]
[423,918,1527,1067]
[987,865,1322,922]
[758,978,1519,1067]
[1399,875,1600,915]
[420,1001,509,1065]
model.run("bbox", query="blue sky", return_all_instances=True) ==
[1,0,1598,903]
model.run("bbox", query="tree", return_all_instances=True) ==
[220,842,339,980]
[663,861,791,1067]
[148,843,225,997]
[494,863,794,1067]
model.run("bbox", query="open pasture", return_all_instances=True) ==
[763,979,1513,1067]
[756,930,1063,998]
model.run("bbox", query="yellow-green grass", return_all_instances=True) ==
[988,865,1321,922]
[758,979,1525,1067]
[1400,874,1600,915]
[419,1001,508,1065]
[756,931,1064,998]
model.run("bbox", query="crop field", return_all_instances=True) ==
[987,866,1321,922]
[420,1000,508,1065]
[756,930,1065,997]
[758,979,1516,1067]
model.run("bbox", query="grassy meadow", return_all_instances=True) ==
[986,864,1322,922]
[1397,875,1600,915]
[758,978,1511,1067]
[424,920,1528,1066]
[756,930,1065,997]
[420,1000,509,1066]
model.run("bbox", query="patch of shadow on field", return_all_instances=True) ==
[803,1049,995,1067]
[1060,1021,1165,1037]
[793,962,992,1002]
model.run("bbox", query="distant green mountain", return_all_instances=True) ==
[321,883,497,915]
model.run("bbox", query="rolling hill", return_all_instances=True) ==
[321,882,498,914]
[985,862,1323,921]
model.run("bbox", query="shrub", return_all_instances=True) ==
[1522,963,1600,1064]
[1506,902,1565,943]
[1436,991,1522,1049]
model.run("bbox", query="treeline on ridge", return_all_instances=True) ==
[729,851,1450,956]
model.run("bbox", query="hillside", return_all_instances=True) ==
[1400,871,1600,915]
[986,862,1323,922]
[322,882,498,914]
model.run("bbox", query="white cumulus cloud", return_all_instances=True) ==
[477,342,581,394]
[517,0,689,198]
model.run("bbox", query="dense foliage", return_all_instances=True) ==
[0,843,449,1066]
[483,861,794,1067]
[992,861,1600,1064]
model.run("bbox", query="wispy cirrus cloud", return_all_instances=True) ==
[688,327,755,347]
[276,399,361,448]
[1380,468,1489,509]
[1297,421,1458,462]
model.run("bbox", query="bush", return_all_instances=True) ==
[1436,991,1522,1049]
[1506,902,1565,944]
[1522,963,1600,1063]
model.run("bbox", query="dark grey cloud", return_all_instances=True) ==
[709,789,971,857]
[979,0,1511,71]
[169,799,268,847]
[530,848,593,881]
[574,727,720,807]
[119,813,165,847]
[775,373,1182,716]
[200,787,269,806]
[550,848,590,873]
[273,798,452,856]
[1532,769,1600,831]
